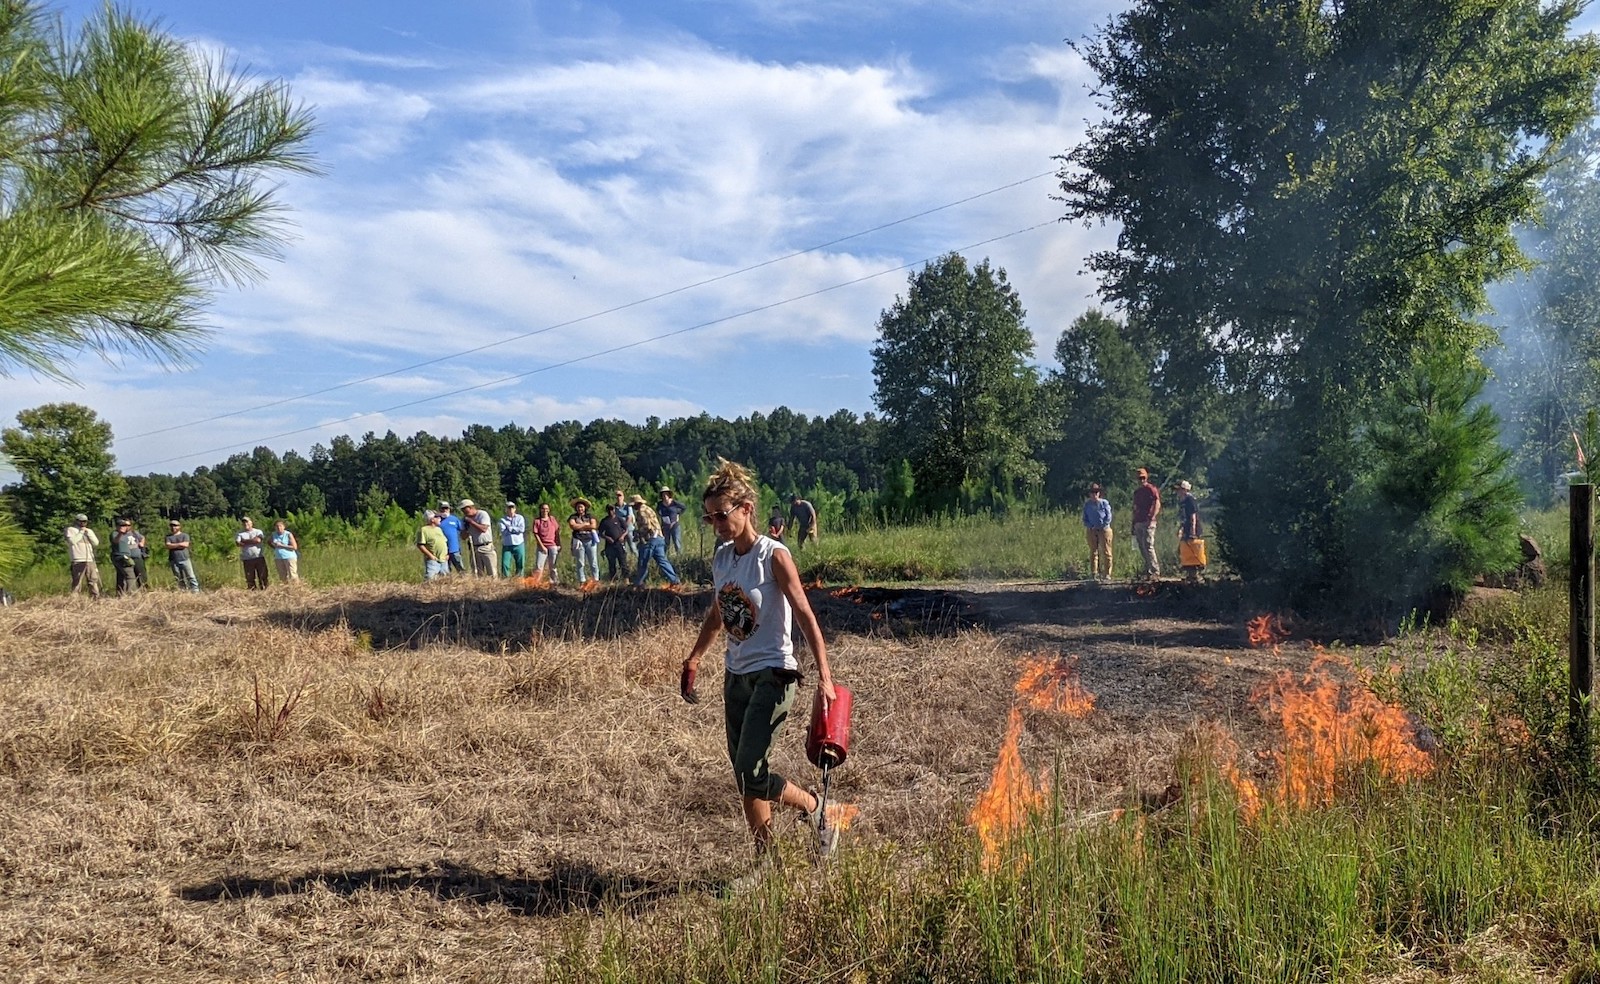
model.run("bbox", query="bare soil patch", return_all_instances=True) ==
[0,577,1315,981]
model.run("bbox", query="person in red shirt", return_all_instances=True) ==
[1132,467,1162,578]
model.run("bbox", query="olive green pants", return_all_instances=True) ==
[724,667,798,801]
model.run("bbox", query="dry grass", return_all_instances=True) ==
[0,578,1290,982]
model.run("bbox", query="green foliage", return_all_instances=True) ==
[1357,353,1522,601]
[871,253,1048,513]
[0,2,316,377]
[0,495,29,586]
[1,402,126,538]
[1062,0,1598,610]
[1043,308,1169,500]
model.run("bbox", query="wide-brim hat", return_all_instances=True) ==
[571,497,591,509]
[629,494,646,505]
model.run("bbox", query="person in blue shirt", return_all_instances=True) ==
[1082,483,1113,581]
[437,500,466,573]
[499,501,528,577]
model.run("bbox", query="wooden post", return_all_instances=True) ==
[1571,483,1595,768]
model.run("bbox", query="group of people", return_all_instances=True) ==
[413,489,821,586]
[63,514,301,596]
[1080,468,1203,581]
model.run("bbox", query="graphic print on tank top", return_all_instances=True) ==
[719,582,758,641]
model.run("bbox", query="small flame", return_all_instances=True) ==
[806,578,826,590]
[1133,582,1158,598]
[969,708,1044,866]
[579,579,602,593]
[828,803,861,831]
[830,586,865,602]
[523,571,550,590]
[1014,654,1096,717]
[1246,614,1288,649]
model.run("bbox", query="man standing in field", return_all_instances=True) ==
[166,519,200,592]
[110,518,142,596]
[1082,483,1113,581]
[236,517,268,589]
[65,514,102,597]
[599,502,630,581]
[789,493,818,551]
[459,499,496,577]
[418,509,449,582]
[657,487,687,555]
[437,500,465,574]
[1132,469,1161,578]
[499,501,527,577]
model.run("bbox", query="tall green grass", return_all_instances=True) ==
[549,765,1600,983]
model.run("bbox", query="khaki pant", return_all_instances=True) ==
[275,555,299,582]
[472,541,497,577]
[70,561,102,598]
[1085,527,1113,579]
[1133,521,1159,576]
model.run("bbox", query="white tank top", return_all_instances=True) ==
[713,535,798,675]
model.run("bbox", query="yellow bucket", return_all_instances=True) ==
[1179,538,1208,568]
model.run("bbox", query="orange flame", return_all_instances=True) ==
[830,586,865,602]
[579,578,602,593]
[828,803,861,831]
[969,708,1043,865]
[970,654,1099,866]
[523,570,550,590]
[1246,614,1288,649]
[1014,655,1096,717]
[806,578,826,590]
[1245,652,1434,811]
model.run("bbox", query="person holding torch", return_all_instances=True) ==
[681,458,839,860]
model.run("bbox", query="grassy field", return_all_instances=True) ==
[4,509,1197,599]
[2,561,1598,981]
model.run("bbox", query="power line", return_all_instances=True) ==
[121,170,1055,443]
[123,219,1060,472]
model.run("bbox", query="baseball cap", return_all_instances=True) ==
[74,513,88,522]
[659,487,672,494]
[505,500,517,507]
[458,498,475,508]
[438,500,452,509]
[424,509,439,520]
[169,520,181,526]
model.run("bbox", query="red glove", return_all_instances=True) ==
[680,660,699,704]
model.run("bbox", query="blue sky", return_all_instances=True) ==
[3,1,1596,480]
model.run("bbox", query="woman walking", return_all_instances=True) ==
[681,459,839,860]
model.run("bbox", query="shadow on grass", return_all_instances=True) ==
[262,582,990,653]
[179,857,721,917]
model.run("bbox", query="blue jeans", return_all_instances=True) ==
[664,523,682,554]
[423,558,448,581]
[170,557,200,592]
[633,536,680,585]
[572,538,599,581]
[534,544,561,582]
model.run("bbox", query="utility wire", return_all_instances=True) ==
[123,219,1059,472]
[121,170,1055,443]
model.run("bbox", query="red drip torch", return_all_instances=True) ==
[805,683,853,849]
